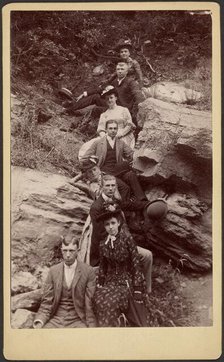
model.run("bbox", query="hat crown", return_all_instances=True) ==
[79,158,97,171]
[118,38,132,47]
[101,85,117,97]
[97,201,122,222]
[101,85,116,96]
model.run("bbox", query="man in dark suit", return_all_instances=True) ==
[89,174,152,294]
[64,62,144,123]
[81,120,146,201]
[33,237,96,328]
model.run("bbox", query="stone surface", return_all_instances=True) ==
[142,81,202,104]
[11,166,92,273]
[128,193,212,273]
[12,271,39,295]
[135,97,212,202]
[11,309,35,329]
[11,289,42,312]
[131,98,212,272]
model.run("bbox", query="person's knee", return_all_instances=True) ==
[125,170,135,179]
[138,248,153,264]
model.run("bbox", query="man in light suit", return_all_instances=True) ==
[81,119,146,202]
[33,237,96,328]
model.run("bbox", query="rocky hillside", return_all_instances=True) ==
[10,10,212,328]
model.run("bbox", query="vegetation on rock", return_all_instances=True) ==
[11,11,212,327]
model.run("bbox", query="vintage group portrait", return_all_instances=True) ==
[3,1,221,360]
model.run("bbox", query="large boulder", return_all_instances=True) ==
[11,309,35,329]
[132,98,212,272]
[142,81,202,104]
[11,166,92,273]
[11,289,42,312]
[11,271,39,295]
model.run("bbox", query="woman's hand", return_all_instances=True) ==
[33,321,43,329]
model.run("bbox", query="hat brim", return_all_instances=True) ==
[101,88,118,98]
[116,44,133,51]
[58,87,73,99]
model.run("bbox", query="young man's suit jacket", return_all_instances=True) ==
[81,135,133,168]
[111,76,144,113]
[35,261,96,327]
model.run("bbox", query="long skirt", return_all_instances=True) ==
[94,282,129,327]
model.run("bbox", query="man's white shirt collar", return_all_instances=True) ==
[64,259,77,271]
[64,259,77,288]
[106,135,116,149]
[117,76,126,85]
[102,192,113,202]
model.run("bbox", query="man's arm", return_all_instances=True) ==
[80,139,98,162]
[132,59,144,88]
[85,267,97,327]
[77,84,102,100]
[97,113,107,137]
[33,269,54,328]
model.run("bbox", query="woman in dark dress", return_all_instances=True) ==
[93,203,148,327]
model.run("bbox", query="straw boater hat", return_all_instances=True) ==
[101,85,118,98]
[115,39,133,51]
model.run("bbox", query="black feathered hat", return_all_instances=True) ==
[97,202,123,222]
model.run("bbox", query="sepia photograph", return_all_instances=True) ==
[3,2,221,360]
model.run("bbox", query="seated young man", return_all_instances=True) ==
[33,237,96,328]
[81,120,146,201]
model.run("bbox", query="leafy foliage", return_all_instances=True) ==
[11,11,212,86]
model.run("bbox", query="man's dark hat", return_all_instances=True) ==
[79,157,98,172]
[97,202,122,222]
[101,85,118,98]
[115,39,133,51]
[144,199,168,221]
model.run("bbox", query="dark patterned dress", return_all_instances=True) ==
[93,227,146,327]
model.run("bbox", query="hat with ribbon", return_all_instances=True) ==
[101,85,118,98]
[79,156,98,173]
